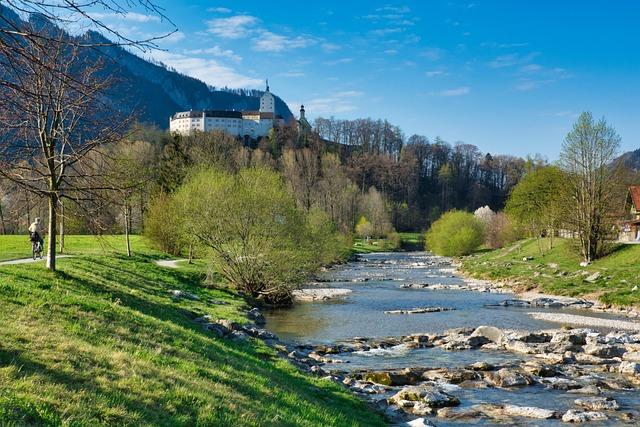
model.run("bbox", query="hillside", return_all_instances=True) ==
[615,148,640,172]
[0,236,383,426]
[0,5,293,129]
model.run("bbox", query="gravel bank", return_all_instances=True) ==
[528,312,640,331]
[293,288,352,301]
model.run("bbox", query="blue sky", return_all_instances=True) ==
[92,1,639,158]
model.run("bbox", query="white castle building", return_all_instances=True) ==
[169,81,286,138]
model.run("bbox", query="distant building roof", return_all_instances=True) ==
[628,186,640,209]
[171,110,242,120]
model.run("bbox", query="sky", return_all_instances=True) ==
[88,1,639,159]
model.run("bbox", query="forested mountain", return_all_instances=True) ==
[615,149,640,172]
[0,5,293,128]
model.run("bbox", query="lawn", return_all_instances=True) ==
[0,237,384,426]
[352,232,423,254]
[0,234,152,262]
[462,237,640,307]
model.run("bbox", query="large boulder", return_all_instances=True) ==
[388,386,460,408]
[472,326,503,343]
[364,368,423,386]
[477,404,557,419]
[561,409,607,423]
[583,343,625,358]
[618,361,640,376]
[574,397,619,411]
[247,307,266,325]
[484,368,534,388]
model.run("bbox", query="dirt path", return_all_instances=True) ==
[0,255,73,266]
[155,259,188,269]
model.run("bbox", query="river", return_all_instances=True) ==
[264,252,640,426]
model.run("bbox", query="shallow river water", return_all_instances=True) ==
[265,252,640,426]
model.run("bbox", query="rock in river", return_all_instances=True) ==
[484,368,534,388]
[574,397,619,411]
[388,385,460,409]
[561,409,608,423]
[384,307,456,315]
[476,403,557,419]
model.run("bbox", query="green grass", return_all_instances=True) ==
[0,235,152,262]
[352,232,423,254]
[462,238,640,307]
[0,237,384,426]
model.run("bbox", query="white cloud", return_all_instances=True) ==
[163,31,185,43]
[303,91,363,115]
[488,52,539,68]
[206,15,259,39]
[321,43,341,52]
[253,31,314,52]
[432,86,470,97]
[520,63,542,73]
[425,70,447,77]
[376,6,410,13]
[185,46,242,62]
[324,57,353,65]
[384,49,398,55]
[207,7,232,13]
[420,47,444,61]
[91,12,161,23]
[149,51,262,88]
[279,71,305,77]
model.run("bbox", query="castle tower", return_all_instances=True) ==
[299,104,306,120]
[259,79,275,113]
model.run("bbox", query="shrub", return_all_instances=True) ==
[485,212,518,249]
[144,193,184,255]
[355,216,373,238]
[425,210,484,256]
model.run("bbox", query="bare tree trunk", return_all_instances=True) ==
[0,201,5,235]
[124,204,132,257]
[59,198,65,254]
[188,243,193,264]
[46,193,58,271]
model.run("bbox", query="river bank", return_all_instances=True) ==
[265,251,640,426]
[460,237,640,314]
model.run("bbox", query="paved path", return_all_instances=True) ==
[0,255,74,266]
[155,259,188,269]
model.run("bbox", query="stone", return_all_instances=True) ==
[422,368,480,384]
[384,307,455,314]
[618,361,640,375]
[503,339,538,355]
[169,289,199,300]
[247,307,266,325]
[574,397,619,411]
[437,407,482,420]
[561,409,607,423]
[229,330,249,341]
[522,361,558,377]
[567,385,601,395]
[472,325,503,343]
[477,404,557,419]
[388,386,460,408]
[583,343,625,358]
[364,369,422,386]
[584,272,601,283]
[623,351,640,362]
[484,368,534,388]
[468,361,495,371]
[579,261,590,267]
[403,418,435,427]
[205,323,230,337]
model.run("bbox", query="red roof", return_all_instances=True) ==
[629,186,640,209]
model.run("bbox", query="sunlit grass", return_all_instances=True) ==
[462,238,640,307]
[0,245,384,425]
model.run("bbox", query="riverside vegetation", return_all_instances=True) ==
[0,235,384,426]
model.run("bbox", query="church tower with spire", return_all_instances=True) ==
[259,79,275,113]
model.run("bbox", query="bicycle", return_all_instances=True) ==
[31,236,43,260]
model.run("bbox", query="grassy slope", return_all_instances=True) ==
[462,237,640,307]
[0,237,383,426]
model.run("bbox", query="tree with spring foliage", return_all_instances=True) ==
[559,112,622,261]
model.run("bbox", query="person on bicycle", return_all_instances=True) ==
[28,218,44,248]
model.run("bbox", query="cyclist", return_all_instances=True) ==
[28,218,44,250]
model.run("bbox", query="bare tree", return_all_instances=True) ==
[0,32,128,269]
[559,112,622,262]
